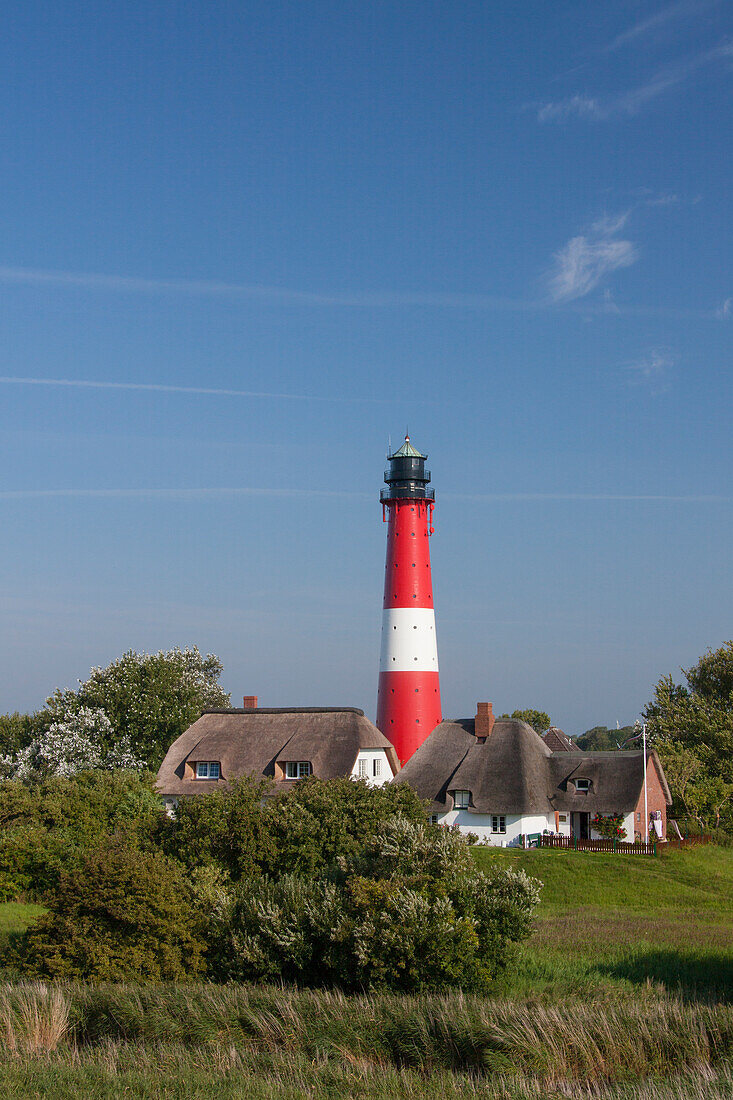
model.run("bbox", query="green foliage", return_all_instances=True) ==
[576,726,637,751]
[212,818,541,992]
[0,712,42,756]
[39,647,230,769]
[498,709,551,734]
[16,843,205,980]
[164,775,276,880]
[644,642,733,829]
[591,812,627,839]
[263,776,428,878]
[0,771,164,897]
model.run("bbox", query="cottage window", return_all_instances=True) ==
[285,761,312,779]
[491,815,506,834]
[453,790,470,809]
[575,778,590,791]
[428,814,439,825]
[373,758,382,778]
[195,761,220,779]
[358,758,368,778]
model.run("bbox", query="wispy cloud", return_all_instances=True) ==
[716,297,731,320]
[0,486,367,502]
[0,264,528,313]
[537,40,733,122]
[537,95,603,122]
[626,349,673,393]
[547,212,638,303]
[0,376,387,405]
[1,487,729,504]
[607,0,714,51]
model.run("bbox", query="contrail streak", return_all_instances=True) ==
[1,487,728,503]
[0,376,384,404]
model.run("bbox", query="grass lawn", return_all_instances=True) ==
[0,902,45,938]
[472,844,733,1001]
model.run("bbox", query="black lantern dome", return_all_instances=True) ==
[380,435,434,502]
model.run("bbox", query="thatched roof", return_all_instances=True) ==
[156,707,399,797]
[397,717,671,814]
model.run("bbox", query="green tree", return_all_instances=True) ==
[0,770,164,897]
[262,775,428,878]
[644,642,733,830]
[164,775,276,880]
[39,647,230,769]
[498,709,551,734]
[16,842,205,980]
[576,726,637,751]
[0,712,43,756]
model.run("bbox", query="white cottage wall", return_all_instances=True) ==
[436,810,553,847]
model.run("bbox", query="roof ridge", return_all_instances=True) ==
[202,707,366,715]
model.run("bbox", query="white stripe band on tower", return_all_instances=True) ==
[379,608,440,672]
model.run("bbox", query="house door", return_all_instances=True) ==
[572,812,590,839]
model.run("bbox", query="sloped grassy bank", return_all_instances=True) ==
[0,982,732,1098]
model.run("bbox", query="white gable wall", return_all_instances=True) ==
[351,748,392,786]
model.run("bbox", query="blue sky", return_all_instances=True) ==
[1,0,731,734]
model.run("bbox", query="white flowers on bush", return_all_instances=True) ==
[1,706,144,781]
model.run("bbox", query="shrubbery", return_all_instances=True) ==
[16,843,206,980]
[210,818,540,992]
[2,763,540,991]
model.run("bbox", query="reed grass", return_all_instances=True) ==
[0,981,730,1089]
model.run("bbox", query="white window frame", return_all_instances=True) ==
[491,815,506,834]
[575,778,590,791]
[373,758,382,778]
[195,761,220,780]
[358,758,368,778]
[453,790,470,809]
[285,761,312,779]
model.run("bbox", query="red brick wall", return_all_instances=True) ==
[633,755,667,841]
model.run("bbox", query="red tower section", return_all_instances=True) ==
[376,436,442,764]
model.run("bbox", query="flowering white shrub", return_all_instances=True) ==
[1,706,144,781]
[28,646,230,771]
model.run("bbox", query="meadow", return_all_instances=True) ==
[0,844,730,1098]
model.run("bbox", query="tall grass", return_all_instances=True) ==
[14,982,728,1084]
[0,983,69,1053]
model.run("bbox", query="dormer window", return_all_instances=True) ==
[285,761,312,779]
[453,790,471,809]
[195,761,220,779]
[575,778,590,791]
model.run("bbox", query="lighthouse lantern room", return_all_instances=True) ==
[376,435,442,764]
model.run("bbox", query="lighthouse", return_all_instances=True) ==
[376,435,442,764]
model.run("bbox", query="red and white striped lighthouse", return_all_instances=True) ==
[376,435,442,764]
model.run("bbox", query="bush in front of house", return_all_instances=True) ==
[591,812,627,840]
[15,842,206,980]
[163,774,429,884]
[0,771,165,898]
[209,818,541,992]
[261,775,428,878]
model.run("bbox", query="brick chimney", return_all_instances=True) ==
[475,702,494,742]
[243,695,258,709]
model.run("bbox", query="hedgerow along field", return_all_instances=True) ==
[0,844,731,1097]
